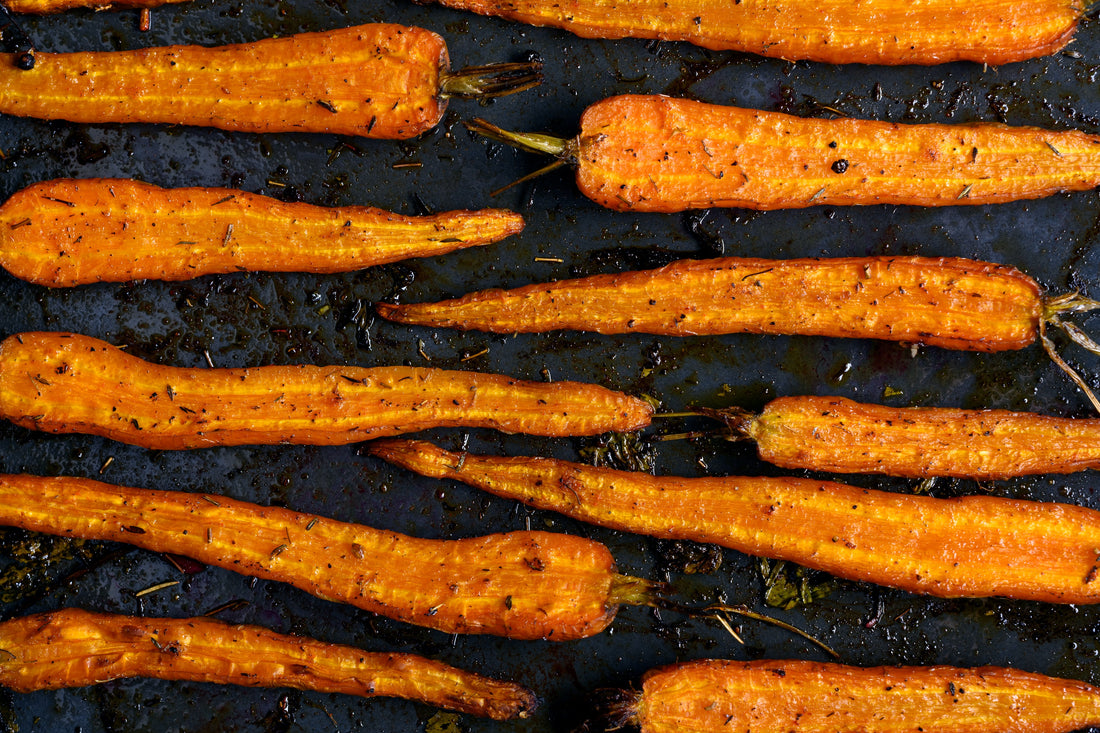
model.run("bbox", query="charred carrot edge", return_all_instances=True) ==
[370,439,1100,604]
[0,608,537,719]
[0,25,540,139]
[0,178,524,286]
[600,659,1100,733]
[468,94,1100,212]
[425,0,1080,65]
[377,256,1048,351]
[708,395,1100,479]
[0,332,653,449]
[0,474,662,640]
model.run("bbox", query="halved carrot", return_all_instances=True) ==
[602,659,1100,733]
[0,474,657,640]
[0,608,537,719]
[0,178,524,286]
[715,395,1100,479]
[0,332,653,449]
[371,439,1100,604]
[0,24,540,139]
[469,94,1100,212]
[423,0,1081,66]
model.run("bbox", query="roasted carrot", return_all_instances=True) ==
[377,255,1100,410]
[372,439,1100,604]
[710,395,1100,479]
[0,608,536,719]
[0,24,540,139]
[422,0,1081,66]
[0,474,658,640]
[469,94,1100,212]
[377,255,1063,350]
[0,178,524,286]
[6,0,187,12]
[602,659,1100,733]
[0,332,652,449]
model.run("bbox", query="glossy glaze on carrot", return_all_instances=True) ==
[615,660,1100,733]
[0,179,524,286]
[0,332,653,449]
[378,256,1043,352]
[0,609,537,719]
[427,0,1080,65]
[480,95,1100,212]
[0,25,501,139]
[372,439,1100,603]
[0,474,654,640]
[741,395,1100,479]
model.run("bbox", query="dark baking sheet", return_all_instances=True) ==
[3,2,1100,731]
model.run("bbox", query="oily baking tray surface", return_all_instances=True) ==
[3,2,1100,731]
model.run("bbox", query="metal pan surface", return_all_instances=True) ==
[2,2,1100,731]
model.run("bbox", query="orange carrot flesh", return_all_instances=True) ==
[0,179,524,286]
[0,609,537,719]
[428,0,1080,65]
[536,95,1100,213]
[626,660,1100,733]
[0,25,449,139]
[744,395,1100,479]
[371,439,1100,604]
[0,474,643,640]
[377,256,1042,352]
[0,332,652,449]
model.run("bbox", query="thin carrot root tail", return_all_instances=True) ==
[440,62,543,99]
[1041,292,1100,415]
[584,687,643,732]
[608,573,667,608]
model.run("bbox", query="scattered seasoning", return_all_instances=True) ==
[831,159,849,174]
[1046,141,1063,157]
[202,496,220,506]
[150,636,163,651]
[248,295,266,310]
[316,99,338,113]
[43,196,75,207]
[0,648,15,662]
[134,580,180,598]
[211,194,235,206]
[8,218,31,229]
[305,518,317,531]
[809,186,826,202]
[957,183,973,199]
[534,257,564,263]
[203,349,215,368]
[269,544,288,559]
[222,223,234,247]
[206,527,212,544]
[460,348,489,362]
[98,456,114,474]
[392,161,423,169]
[202,599,250,617]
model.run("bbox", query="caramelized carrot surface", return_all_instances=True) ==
[0,25,537,139]
[0,332,652,449]
[372,440,1100,603]
[0,474,654,640]
[0,179,524,286]
[378,256,1043,352]
[617,659,1100,733]
[0,609,537,719]
[740,395,1100,479]
[475,95,1100,212]
[427,0,1080,65]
